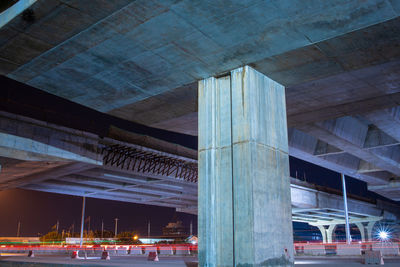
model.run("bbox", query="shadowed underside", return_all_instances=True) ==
[0,0,400,202]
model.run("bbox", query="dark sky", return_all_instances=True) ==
[0,188,197,237]
[0,156,394,237]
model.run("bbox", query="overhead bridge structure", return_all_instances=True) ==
[0,105,398,244]
[1,0,400,265]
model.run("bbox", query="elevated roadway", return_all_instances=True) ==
[1,1,400,264]
[1,0,399,201]
[0,100,398,229]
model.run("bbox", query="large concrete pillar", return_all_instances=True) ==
[198,66,294,266]
[317,226,327,244]
[326,225,337,243]
[355,222,366,242]
[366,221,376,241]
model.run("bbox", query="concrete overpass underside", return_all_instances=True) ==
[1,1,400,264]
[1,0,399,201]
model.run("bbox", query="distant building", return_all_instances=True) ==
[0,237,40,244]
[162,220,188,237]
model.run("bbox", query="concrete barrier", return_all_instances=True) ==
[130,246,143,255]
[175,246,190,255]
[159,246,173,255]
[116,246,128,255]
[372,242,400,256]
[336,243,361,256]
[363,250,384,265]
[303,244,326,256]
[294,245,304,255]
[144,246,157,255]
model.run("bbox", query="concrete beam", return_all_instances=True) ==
[0,162,93,190]
[288,128,389,185]
[0,0,38,29]
[57,174,197,201]
[364,106,400,142]
[80,168,197,193]
[309,216,381,226]
[299,117,400,177]
[368,180,400,191]
[22,183,189,210]
[0,112,101,164]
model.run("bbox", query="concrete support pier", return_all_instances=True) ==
[198,66,294,266]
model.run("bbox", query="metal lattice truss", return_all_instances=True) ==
[292,208,382,226]
[102,144,198,183]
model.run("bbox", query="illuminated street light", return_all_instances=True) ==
[378,231,389,241]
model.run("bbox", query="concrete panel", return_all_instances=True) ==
[129,246,143,255]
[303,244,326,256]
[372,242,400,256]
[336,243,362,256]
[159,246,173,255]
[174,246,190,256]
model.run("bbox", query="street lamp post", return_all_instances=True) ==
[79,196,86,247]
[114,218,119,238]
[341,174,351,244]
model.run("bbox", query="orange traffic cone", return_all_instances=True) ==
[101,250,110,260]
[147,251,159,261]
[71,250,79,259]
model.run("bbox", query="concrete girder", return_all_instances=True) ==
[363,125,400,149]
[358,160,382,174]
[299,117,400,177]
[368,180,400,191]
[80,168,198,193]
[37,179,196,208]
[0,162,93,190]
[101,165,198,189]
[0,0,38,29]
[40,179,161,200]
[57,174,198,201]
[364,106,400,142]
[308,216,381,226]
[21,183,193,210]
[0,112,101,164]
[288,128,389,185]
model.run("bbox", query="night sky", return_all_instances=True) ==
[0,156,393,238]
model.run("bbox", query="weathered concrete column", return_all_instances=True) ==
[366,221,376,241]
[326,225,337,243]
[317,226,327,244]
[198,66,294,266]
[355,222,366,242]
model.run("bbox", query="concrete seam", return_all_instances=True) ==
[229,73,235,267]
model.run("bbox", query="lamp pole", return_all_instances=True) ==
[341,174,351,244]
[114,218,119,238]
[79,196,86,247]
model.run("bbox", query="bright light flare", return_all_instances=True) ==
[374,223,392,242]
[378,231,388,240]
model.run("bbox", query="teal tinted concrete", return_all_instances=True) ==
[0,0,37,29]
[198,66,294,266]
[3,0,399,112]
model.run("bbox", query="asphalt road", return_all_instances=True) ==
[1,255,400,266]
